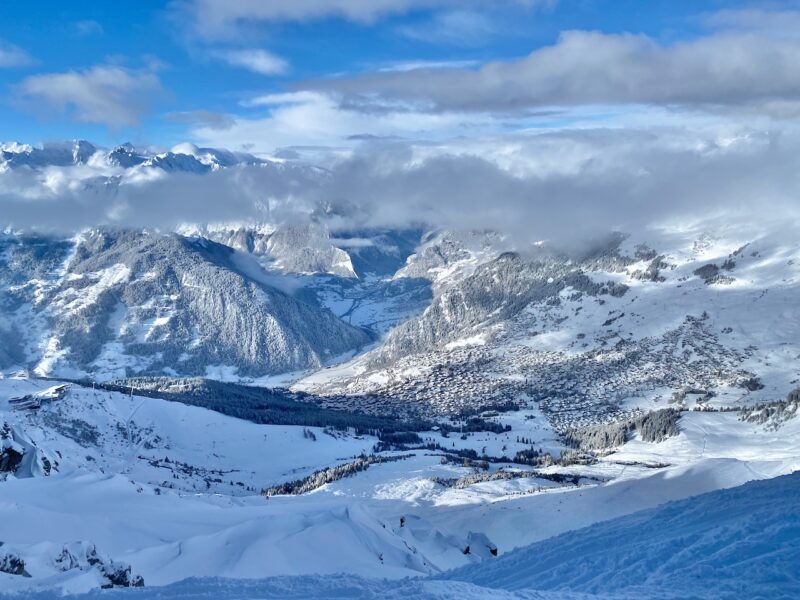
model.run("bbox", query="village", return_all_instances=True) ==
[309,313,759,434]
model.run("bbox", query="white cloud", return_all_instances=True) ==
[0,40,34,68]
[15,65,163,128]
[307,28,800,115]
[2,124,799,246]
[74,20,104,36]
[190,86,773,159]
[213,48,289,75]
[193,90,502,153]
[703,8,800,37]
[376,59,480,73]
[240,90,322,107]
[397,10,497,46]
[176,0,549,39]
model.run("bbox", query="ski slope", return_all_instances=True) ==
[446,471,800,599]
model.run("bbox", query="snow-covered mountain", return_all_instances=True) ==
[186,222,359,278]
[1,140,799,597]
[0,140,266,174]
[0,229,373,379]
[297,222,800,426]
[3,213,800,410]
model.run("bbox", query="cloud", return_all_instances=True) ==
[175,0,548,39]
[74,20,104,36]
[0,40,35,68]
[305,29,800,115]
[0,159,316,232]
[397,10,497,46]
[14,65,163,128]
[376,59,480,72]
[311,127,800,243]
[703,8,800,37]
[212,48,289,75]
[192,90,502,154]
[241,91,321,107]
[1,125,798,249]
[166,110,236,130]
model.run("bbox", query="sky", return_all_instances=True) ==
[1,0,800,239]
[0,0,780,149]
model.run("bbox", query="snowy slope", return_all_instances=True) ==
[445,471,800,599]
[0,378,379,493]
[5,472,798,599]
[1,373,798,594]
[0,379,442,593]
[1,577,583,600]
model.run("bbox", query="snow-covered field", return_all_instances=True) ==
[0,374,798,596]
[6,472,798,599]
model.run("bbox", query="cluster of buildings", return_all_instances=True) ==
[313,315,757,434]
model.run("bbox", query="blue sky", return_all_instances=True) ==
[0,0,766,150]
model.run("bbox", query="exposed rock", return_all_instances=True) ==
[631,255,669,282]
[55,543,144,588]
[0,445,23,473]
[694,263,734,285]
[0,547,28,577]
[0,422,24,474]
[371,247,629,367]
